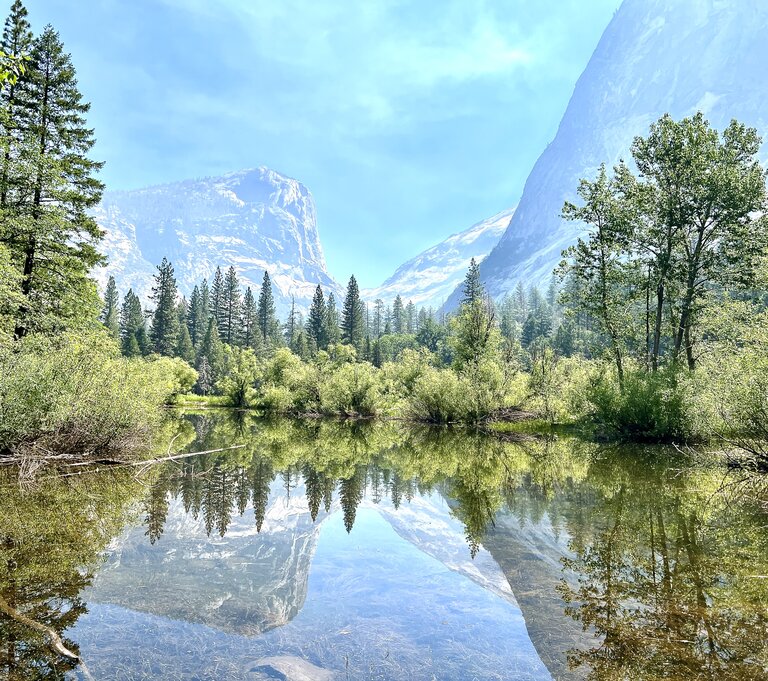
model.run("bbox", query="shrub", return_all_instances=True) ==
[586,367,692,442]
[319,362,381,416]
[0,331,179,458]
[408,367,469,423]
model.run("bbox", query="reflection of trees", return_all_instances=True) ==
[143,410,768,680]
[0,469,145,679]
[552,452,768,680]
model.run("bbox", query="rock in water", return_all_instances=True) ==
[246,655,334,681]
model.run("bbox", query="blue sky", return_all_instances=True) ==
[29,0,619,288]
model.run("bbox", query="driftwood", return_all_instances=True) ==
[0,592,82,664]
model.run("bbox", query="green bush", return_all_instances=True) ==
[0,331,183,458]
[319,362,381,416]
[408,366,469,423]
[586,368,693,442]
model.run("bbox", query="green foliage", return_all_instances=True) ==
[149,257,179,355]
[586,367,692,442]
[319,361,381,416]
[341,275,365,349]
[408,366,469,423]
[0,330,187,456]
[216,346,259,408]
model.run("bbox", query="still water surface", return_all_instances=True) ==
[1,412,766,680]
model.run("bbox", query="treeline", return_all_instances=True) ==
[105,258,571,388]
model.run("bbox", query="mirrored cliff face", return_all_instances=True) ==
[1,413,766,680]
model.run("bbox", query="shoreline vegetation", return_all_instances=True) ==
[0,2,766,474]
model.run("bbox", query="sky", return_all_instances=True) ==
[28,0,620,288]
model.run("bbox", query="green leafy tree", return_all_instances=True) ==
[149,258,180,356]
[341,275,364,350]
[631,113,767,369]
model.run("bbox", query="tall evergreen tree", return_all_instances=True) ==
[100,275,120,339]
[373,298,384,338]
[257,270,279,343]
[198,317,224,383]
[306,284,327,351]
[392,295,405,333]
[0,0,33,208]
[285,295,298,348]
[406,300,416,334]
[175,300,195,363]
[341,275,365,350]
[119,289,146,357]
[221,265,241,344]
[8,25,105,337]
[210,267,225,337]
[149,257,179,356]
[187,284,203,346]
[241,286,257,349]
[462,257,484,305]
[325,292,341,345]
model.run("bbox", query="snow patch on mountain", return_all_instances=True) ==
[364,208,514,308]
[93,167,343,312]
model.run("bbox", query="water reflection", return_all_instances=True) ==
[0,412,765,680]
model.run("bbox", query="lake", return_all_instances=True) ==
[1,412,766,680]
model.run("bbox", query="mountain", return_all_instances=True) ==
[448,0,768,307]
[92,167,342,312]
[364,208,514,308]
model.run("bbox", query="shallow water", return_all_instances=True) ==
[1,413,766,680]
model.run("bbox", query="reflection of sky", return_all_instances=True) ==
[71,508,551,680]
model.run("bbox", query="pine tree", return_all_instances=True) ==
[198,317,224,383]
[119,289,145,357]
[341,275,364,350]
[241,286,257,349]
[100,275,120,339]
[325,292,341,345]
[406,300,416,334]
[0,0,33,208]
[187,285,203,346]
[285,295,298,348]
[392,295,405,333]
[257,270,279,344]
[149,258,180,356]
[306,284,327,351]
[373,298,384,338]
[175,301,195,363]
[8,25,105,337]
[199,277,210,322]
[462,258,484,305]
[221,265,241,345]
[210,267,225,338]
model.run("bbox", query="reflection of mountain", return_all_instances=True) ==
[371,493,517,606]
[483,512,592,681]
[87,481,326,636]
